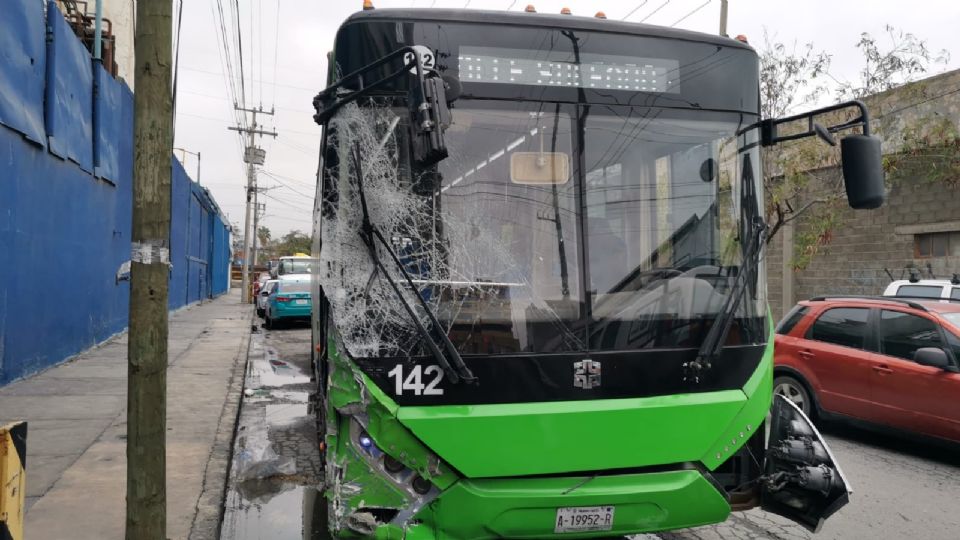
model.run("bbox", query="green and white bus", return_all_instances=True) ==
[310,6,884,539]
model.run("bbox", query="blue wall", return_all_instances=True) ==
[0,1,232,385]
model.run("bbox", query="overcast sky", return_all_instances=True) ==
[172,0,960,238]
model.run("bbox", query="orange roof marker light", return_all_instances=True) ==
[595,11,607,19]
[560,7,572,14]
[735,34,749,43]
[525,5,537,13]
[362,0,375,10]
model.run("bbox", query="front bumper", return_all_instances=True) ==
[397,469,730,540]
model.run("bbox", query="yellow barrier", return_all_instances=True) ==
[0,421,26,540]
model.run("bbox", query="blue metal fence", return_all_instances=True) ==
[0,0,232,386]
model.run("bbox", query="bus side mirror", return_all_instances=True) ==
[840,134,885,210]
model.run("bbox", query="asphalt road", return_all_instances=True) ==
[244,323,960,540]
[657,423,960,540]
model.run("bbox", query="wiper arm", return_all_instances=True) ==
[349,143,477,385]
[685,217,767,383]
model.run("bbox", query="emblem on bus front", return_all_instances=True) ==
[573,359,601,389]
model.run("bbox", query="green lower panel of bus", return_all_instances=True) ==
[370,470,729,540]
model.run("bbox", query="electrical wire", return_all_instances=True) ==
[671,0,711,27]
[271,0,280,109]
[231,0,247,109]
[621,1,649,20]
[640,0,672,23]
[260,170,315,198]
[258,0,264,106]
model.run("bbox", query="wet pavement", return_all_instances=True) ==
[654,424,960,540]
[221,319,960,540]
[220,321,328,540]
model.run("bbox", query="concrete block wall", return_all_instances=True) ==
[767,173,960,319]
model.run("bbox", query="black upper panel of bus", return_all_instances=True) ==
[330,8,760,113]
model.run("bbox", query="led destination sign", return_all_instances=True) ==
[458,46,680,93]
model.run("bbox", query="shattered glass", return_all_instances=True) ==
[320,101,580,358]
[319,99,767,359]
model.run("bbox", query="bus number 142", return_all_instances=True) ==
[387,364,444,396]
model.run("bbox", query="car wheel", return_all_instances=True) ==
[774,375,814,419]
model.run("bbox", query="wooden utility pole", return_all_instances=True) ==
[127,1,172,538]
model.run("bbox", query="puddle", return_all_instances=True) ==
[247,345,311,388]
[221,480,330,540]
[222,332,327,539]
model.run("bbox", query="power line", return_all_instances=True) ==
[231,0,247,108]
[258,0,264,106]
[271,0,280,108]
[260,170,314,198]
[640,0,672,23]
[621,1,649,20]
[671,0,711,27]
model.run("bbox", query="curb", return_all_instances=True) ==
[187,304,256,540]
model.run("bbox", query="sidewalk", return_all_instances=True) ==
[0,289,251,540]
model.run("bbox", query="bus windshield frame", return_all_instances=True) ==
[319,17,765,360]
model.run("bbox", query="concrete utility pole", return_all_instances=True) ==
[229,107,276,303]
[127,1,172,538]
[252,201,265,266]
[719,0,729,36]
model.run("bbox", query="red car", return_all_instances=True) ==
[774,296,960,443]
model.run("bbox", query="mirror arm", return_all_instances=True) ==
[312,46,432,125]
[760,100,872,147]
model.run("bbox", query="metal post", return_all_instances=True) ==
[94,0,104,60]
[127,0,171,537]
[719,0,728,36]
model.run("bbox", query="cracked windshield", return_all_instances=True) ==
[320,101,766,357]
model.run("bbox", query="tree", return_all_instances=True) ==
[837,25,949,99]
[762,26,949,262]
[276,230,312,255]
[758,32,832,243]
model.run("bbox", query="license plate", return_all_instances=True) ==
[554,506,615,533]
[294,299,308,305]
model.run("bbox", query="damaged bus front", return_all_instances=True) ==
[310,7,885,539]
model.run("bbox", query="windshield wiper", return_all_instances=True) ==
[349,143,477,385]
[685,216,767,383]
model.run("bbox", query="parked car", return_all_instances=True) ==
[264,278,312,329]
[253,272,271,297]
[775,296,960,443]
[883,277,960,300]
[256,279,278,318]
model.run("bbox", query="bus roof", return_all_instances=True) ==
[344,8,754,52]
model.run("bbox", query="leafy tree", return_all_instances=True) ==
[762,26,949,266]
[276,230,312,255]
[837,25,949,99]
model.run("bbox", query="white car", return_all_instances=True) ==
[256,279,278,317]
[883,277,960,300]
